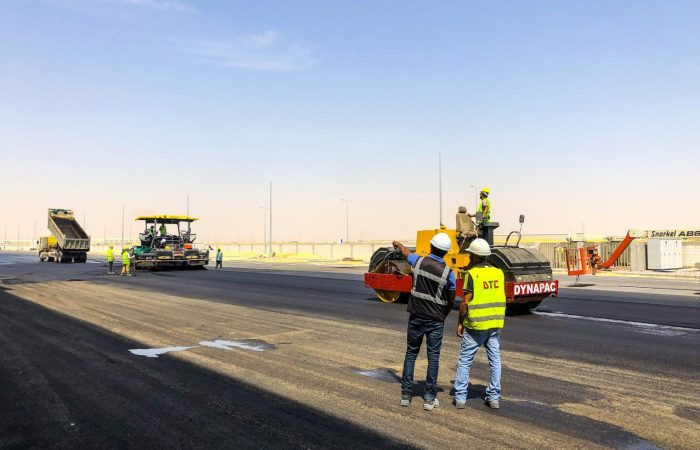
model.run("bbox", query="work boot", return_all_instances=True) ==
[485,398,500,409]
[400,393,411,407]
[454,399,466,409]
[423,397,439,411]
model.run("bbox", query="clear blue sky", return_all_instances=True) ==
[1,0,698,241]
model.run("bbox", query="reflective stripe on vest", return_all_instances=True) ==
[106,249,114,262]
[122,252,130,264]
[411,257,451,306]
[464,265,506,330]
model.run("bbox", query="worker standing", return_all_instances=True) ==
[453,238,505,410]
[121,247,132,277]
[393,233,456,411]
[106,245,114,274]
[215,248,223,270]
[475,187,491,223]
[159,223,167,237]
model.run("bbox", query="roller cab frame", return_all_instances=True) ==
[132,215,209,270]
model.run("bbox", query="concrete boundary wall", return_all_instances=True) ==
[4,239,700,268]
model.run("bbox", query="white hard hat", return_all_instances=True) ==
[430,233,452,251]
[466,238,491,256]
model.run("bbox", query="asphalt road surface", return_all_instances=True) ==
[1,253,699,449]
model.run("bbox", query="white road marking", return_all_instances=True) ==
[129,339,275,358]
[199,340,272,352]
[531,311,698,336]
[128,346,196,358]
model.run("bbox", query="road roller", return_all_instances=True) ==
[364,210,558,312]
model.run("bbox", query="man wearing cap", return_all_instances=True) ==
[392,233,456,411]
[453,238,506,410]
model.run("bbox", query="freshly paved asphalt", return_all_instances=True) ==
[1,252,699,449]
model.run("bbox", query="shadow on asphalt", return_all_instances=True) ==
[0,287,412,450]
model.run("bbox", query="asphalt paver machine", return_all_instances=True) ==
[132,215,209,269]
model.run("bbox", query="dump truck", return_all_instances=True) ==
[39,208,91,263]
[131,215,209,269]
[364,210,558,312]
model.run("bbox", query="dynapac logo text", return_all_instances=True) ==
[514,281,558,296]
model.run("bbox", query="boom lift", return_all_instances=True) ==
[565,230,645,278]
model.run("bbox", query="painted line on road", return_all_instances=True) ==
[129,339,276,358]
[531,311,698,336]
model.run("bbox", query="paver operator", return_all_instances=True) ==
[392,233,456,411]
[453,238,506,410]
[159,223,167,237]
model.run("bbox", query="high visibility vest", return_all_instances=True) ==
[464,265,506,330]
[106,248,114,262]
[122,251,130,265]
[477,197,491,221]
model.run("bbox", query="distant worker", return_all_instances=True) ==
[148,225,155,239]
[159,223,167,237]
[106,245,114,274]
[470,187,491,223]
[392,233,456,411]
[453,238,505,410]
[121,247,132,277]
[215,248,223,270]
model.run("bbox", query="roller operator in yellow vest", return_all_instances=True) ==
[453,238,506,410]
[470,187,491,223]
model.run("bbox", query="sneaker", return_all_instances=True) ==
[400,393,411,407]
[423,397,439,411]
[485,398,500,409]
[454,399,466,409]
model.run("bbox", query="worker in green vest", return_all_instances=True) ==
[453,238,505,410]
[476,187,491,222]
[121,247,132,277]
[159,223,167,237]
[106,245,114,274]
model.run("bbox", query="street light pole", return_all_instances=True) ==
[121,204,124,249]
[470,184,478,214]
[268,181,272,258]
[438,152,443,226]
[341,199,351,243]
[259,206,267,255]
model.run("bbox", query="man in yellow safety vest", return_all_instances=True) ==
[476,187,491,222]
[121,247,132,277]
[453,238,505,409]
[106,245,114,274]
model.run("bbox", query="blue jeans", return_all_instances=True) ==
[453,328,501,402]
[401,315,445,400]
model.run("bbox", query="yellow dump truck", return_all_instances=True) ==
[38,208,91,263]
